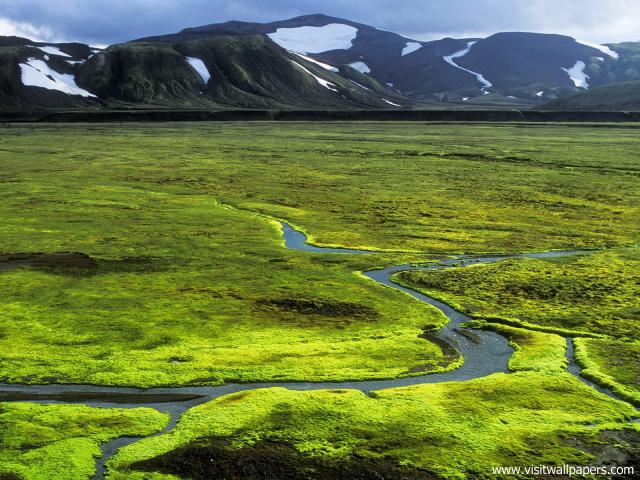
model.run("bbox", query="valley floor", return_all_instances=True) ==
[0,122,638,479]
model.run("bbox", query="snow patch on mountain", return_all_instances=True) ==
[348,61,370,74]
[29,45,72,58]
[443,41,493,92]
[347,79,372,91]
[562,61,589,89]
[268,24,358,54]
[402,42,422,56]
[291,61,338,92]
[20,58,95,97]
[186,57,211,83]
[575,39,619,59]
[382,98,401,107]
[294,53,338,72]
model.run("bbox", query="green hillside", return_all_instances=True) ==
[542,80,640,111]
[588,42,640,86]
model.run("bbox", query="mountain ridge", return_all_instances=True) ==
[0,13,638,110]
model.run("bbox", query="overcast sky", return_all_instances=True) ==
[0,0,638,46]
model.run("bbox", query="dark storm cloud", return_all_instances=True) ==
[0,0,638,45]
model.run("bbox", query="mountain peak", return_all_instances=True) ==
[284,13,348,22]
[3,14,640,111]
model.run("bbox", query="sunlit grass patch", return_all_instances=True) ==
[0,403,168,480]
[395,250,640,338]
[574,338,640,406]
[106,373,638,480]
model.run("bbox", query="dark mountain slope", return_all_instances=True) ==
[381,38,481,96]
[0,38,99,109]
[137,14,640,102]
[76,35,417,109]
[458,33,608,91]
[0,27,418,110]
[136,14,476,99]
[1,14,639,110]
[77,43,205,105]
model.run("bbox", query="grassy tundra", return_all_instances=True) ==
[0,122,638,479]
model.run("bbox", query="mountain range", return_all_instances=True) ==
[1,13,639,110]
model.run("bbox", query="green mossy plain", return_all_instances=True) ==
[107,376,638,480]
[2,121,636,386]
[396,250,640,338]
[2,122,638,254]
[108,318,639,480]
[0,403,168,480]
[574,338,640,405]
[0,123,459,386]
[395,249,640,406]
[0,122,639,479]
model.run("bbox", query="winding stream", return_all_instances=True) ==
[0,222,633,479]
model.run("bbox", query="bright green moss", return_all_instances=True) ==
[0,249,449,386]
[0,403,168,480]
[395,249,640,406]
[1,122,639,255]
[107,373,638,480]
[0,123,638,386]
[574,338,640,406]
[0,122,638,478]
[0,155,450,386]
[395,250,640,338]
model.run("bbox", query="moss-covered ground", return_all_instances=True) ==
[108,320,639,479]
[0,122,638,479]
[0,403,168,480]
[2,122,638,255]
[0,123,466,386]
[107,376,638,480]
[395,249,640,406]
[397,250,640,338]
[0,214,448,386]
[574,338,640,405]
[0,122,638,386]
